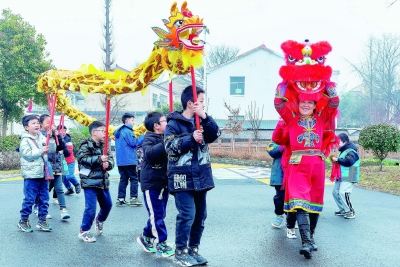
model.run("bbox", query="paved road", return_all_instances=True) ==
[0,165,399,267]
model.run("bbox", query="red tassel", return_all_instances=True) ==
[330,162,341,182]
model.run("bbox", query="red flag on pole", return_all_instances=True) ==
[27,99,33,113]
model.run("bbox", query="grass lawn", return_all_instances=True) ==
[357,165,400,196]
[0,169,21,175]
[326,164,400,196]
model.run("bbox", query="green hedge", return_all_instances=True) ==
[0,134,21,152]
[69,127,91,156]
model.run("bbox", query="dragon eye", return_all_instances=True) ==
[317,56,324,63]
[288,55,296,62]
[174,20,184,27]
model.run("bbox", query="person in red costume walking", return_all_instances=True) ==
[273,39,339,259]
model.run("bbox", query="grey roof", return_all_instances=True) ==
[209,44,283,72]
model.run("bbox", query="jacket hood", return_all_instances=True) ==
[145,131,164,139]
[64,134,71,143]
[339,142,358,152]
[114,124,133,138]
[21,131,44,141]
[167,111,194,124]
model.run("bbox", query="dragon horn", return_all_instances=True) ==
[181,1,188,11]
[170,2,178,16]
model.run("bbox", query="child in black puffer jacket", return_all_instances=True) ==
[136,111,173,257]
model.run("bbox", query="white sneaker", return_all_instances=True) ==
[78,231,96,243]
[46,214,52,219]
[286,228,297,239]
[60,208,70,220]
[271,215,285,228]
[53,198,59,205]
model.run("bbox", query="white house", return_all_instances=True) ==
[206,44,339,120]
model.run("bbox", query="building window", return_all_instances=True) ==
[230,76,245,95]
[160,94,168,106]
[152,93,158,107]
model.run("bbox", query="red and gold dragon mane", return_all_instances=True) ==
[278,39,336,113]
[277,39,340,156]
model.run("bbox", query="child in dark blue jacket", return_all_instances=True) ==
[136,111,174,257]
[165,86,220,266]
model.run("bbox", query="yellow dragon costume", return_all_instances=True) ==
[36,1,204,136]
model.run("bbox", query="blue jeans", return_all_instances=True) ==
[174,190,207,250]
[117,165,138,199]
[80,188,112,231]
[62,162,79,190]
[20,178,49,221]
[51,175,66,209]
[142,189,169,244]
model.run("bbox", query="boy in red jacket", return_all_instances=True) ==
[58,125,81,195]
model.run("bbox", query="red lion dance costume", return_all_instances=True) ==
[273,39,339,259]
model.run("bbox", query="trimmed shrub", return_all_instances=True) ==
[359,123,400,170]
[69,131,89,156]
[0,134,20,152]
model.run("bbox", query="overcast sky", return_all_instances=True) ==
[1,0,400,91]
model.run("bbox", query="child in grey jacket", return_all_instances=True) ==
[18,115,55,232]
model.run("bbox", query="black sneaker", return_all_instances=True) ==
[74,183,81,194]
[156,242,174,257]
[65,188,74,195]
[129,197,143,206]
[36,220,52,231]
[116,199,129,206]
[189,246,208,265]
[174,248,198,266]
[136,234,156,253]
[18,220,33,232]
[334,210,345,216]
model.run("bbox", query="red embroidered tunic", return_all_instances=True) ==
[274,95,339,214]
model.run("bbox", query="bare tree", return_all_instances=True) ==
[179,44,240,88]
[98,0,131,123]
[387,0,398,7]
[245,101,264,140]
[101,0,115,71]
[207,44,240,67]
[99,95,130,125]
[223,101,244,152]
[346,34,400,125]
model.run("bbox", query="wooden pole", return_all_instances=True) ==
[190,66,200,130]
[46,94,58,147]
[103,95,111,170]
[169,79,173,114]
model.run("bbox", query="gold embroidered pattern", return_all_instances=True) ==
[297,115,319,147]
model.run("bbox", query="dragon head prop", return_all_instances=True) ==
[279,39,333,99]
[151,1,205,71]
[154,1,205,51]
